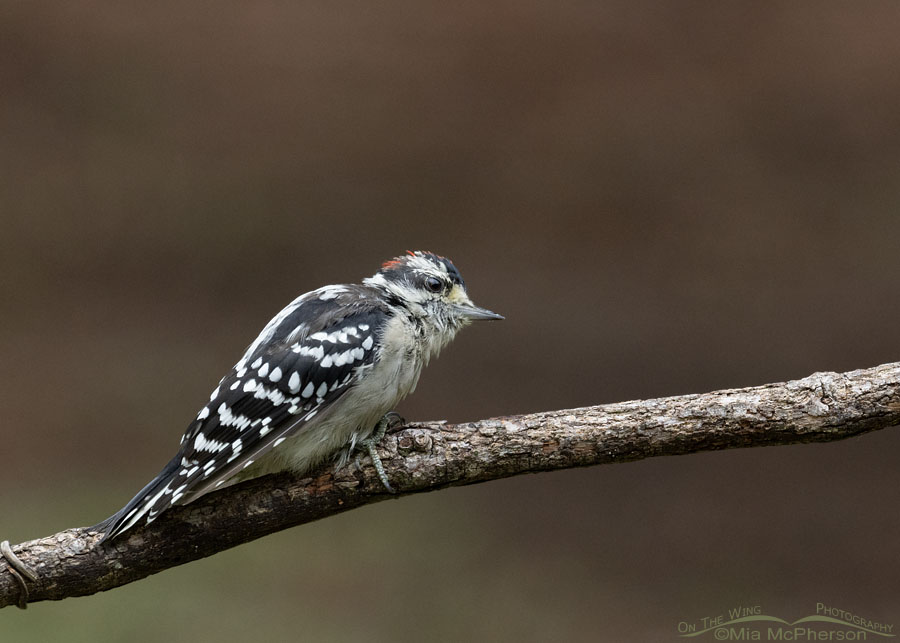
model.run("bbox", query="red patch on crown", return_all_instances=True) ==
[381,250,447,270]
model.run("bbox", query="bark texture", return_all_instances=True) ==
[2,362,899,609]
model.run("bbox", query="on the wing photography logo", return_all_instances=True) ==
[676,603,894,640]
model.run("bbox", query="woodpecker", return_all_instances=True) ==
[96,251,502,541]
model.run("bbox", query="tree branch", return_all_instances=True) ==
[3,362,900,609]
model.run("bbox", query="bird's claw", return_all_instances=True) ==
[358,412,405,493]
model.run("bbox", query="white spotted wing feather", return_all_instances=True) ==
[98,288,386,541]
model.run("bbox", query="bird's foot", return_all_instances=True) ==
[357,412,404,493]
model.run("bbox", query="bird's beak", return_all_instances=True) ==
[453,304,504,321]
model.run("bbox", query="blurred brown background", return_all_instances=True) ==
[2,2,899,641]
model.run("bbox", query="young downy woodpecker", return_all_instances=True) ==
[96,251,502,541]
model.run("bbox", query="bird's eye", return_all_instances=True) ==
[425,276,443,293]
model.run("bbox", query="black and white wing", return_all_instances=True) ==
[98,292,384,540]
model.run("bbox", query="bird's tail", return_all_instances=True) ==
[91,455,181,543]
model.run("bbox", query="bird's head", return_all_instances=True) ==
[364,251,503,332]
